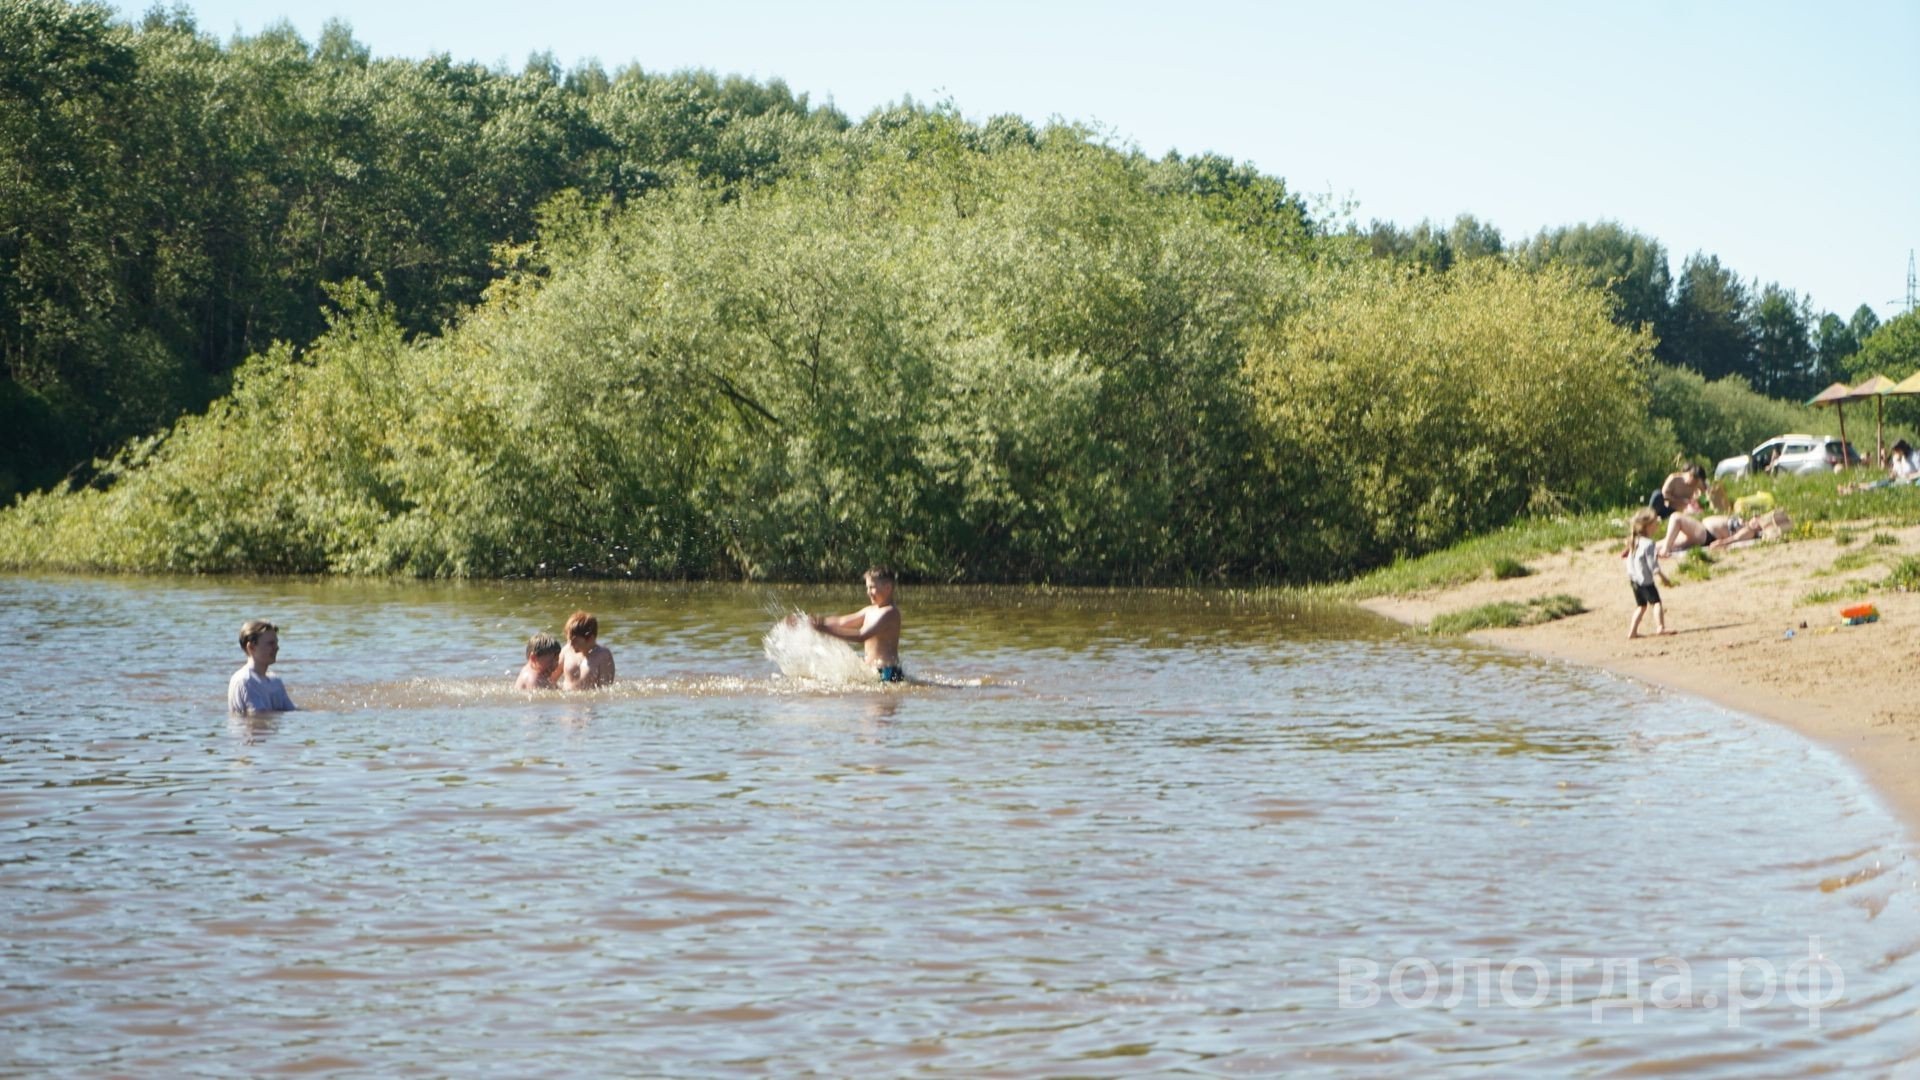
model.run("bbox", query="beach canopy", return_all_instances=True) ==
[1890,370,1920,396]
[1849,375,1898,464]
[1807,381,1857,467]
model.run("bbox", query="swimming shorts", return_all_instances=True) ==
[876,665,904,683]
[1630,582,1662,607]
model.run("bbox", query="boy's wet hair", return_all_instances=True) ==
[238,619,277,653]
[864,566,896,586]
[526,632,560,659]
[564,610,598,640]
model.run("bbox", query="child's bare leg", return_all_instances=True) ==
[1628,604,1646,639]
[1653,601,1671,635]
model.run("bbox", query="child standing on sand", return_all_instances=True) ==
[1625,508,1676,639]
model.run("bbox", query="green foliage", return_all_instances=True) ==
[4,7,1876,584]
[1887,556,1920,592]
[1750,284,1817,400]
[1719,471,1920,530]
[1490,557,1533,580]
[1801,581,1871,606]
[0,6,849,503]
[1242,260,1659,578]
[1514,221,1672,345]
[1676,548,1716,581]
[1667,253,1752,382]
[1645,364,1845,465]
[1427,594,1586,635]
[1872,531,1898,546]
[1826,549,1883,575]
[1309,512,1618,600]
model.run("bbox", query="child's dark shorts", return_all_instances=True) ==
[1630,582,1662,607]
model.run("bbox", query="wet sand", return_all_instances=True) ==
[1363,522,1920,835]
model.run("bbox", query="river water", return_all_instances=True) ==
[2,574,1917,1076]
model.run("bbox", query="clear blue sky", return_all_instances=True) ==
[115,0,1920,321]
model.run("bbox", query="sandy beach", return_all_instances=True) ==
[1362,522,1920,834]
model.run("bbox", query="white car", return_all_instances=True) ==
[1714,435,1863,479]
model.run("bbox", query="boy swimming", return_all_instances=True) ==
[228,618,297,713]
[515,632,562,690]
[558,611,616,689]
[806,567,905,682]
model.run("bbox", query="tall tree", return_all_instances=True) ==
[1667,253,1752,382]
[1355,219,1452,273]
[1446,214,1504,262]
[1515,221,1673,350]
[1811,313,1859,389]
[1749,284,1814,399]
[1845,310,1920,381]
[1848,304,1882,347]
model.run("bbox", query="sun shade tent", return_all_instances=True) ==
[1878,371,1920,462]
[1847,374,1898,466]
[1807,381,1856,469]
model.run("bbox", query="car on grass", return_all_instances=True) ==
[1714,435,1864,479]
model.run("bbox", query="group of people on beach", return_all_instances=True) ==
[1625,442,1918,639]
[228,567,905,714]
[1625,465,1765,640]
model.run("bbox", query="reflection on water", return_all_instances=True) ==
[1,574,1917,1076]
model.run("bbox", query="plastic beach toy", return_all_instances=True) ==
[1840,602,1879,626]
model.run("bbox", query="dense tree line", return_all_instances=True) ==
[0,120,1661,581]
[0,0,851,500]
[1354,216,1899,404]
[6,1,1911,582]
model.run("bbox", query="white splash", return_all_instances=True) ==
[762,614,876,685]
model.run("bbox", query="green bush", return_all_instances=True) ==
[1244,260,1659,579]
[1428,593,1586,634]
[1491,557,1534,580]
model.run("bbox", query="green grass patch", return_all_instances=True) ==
[1872,532,1899,546]
[1888,556,1920,592]
[1310,513,1617,601]
[1675,548,1716,581]
[1833,527,1857,546]
[1490,557,1534,580]
[1801,581,1872,606]
[1827,549,1884,575]
[1428,593,1587,635]
[1715,471,1920,530]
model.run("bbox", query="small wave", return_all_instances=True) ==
[761,614,882,685]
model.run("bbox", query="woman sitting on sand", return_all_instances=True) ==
[1656,512,1765,557]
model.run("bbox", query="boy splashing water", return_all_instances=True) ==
[796,567,905,682]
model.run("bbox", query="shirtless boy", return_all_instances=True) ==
[515,632,562,690]
[558,611,616,689]
[810,566,905,682]
[228,618,297,713]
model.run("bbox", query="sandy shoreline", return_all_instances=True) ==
[1361,522,1920,836]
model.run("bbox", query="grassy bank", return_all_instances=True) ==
[1311,470,1920,602]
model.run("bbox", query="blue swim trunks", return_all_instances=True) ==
[876,665,904,683]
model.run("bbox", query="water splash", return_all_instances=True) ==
[762,614,877,685]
